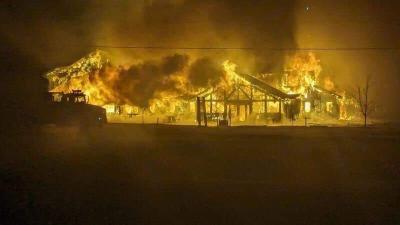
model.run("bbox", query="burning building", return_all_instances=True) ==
[45,51,355,125]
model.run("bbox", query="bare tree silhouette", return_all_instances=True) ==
[356,75,374,127]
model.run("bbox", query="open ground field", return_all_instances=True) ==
[1,124,400,225]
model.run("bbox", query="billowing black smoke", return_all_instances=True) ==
[108,54,189,107]
[90,54,228,107]
[0,0,298,72]
[188,58,225,88]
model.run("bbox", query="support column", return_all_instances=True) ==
[228,105,232,126]
[210,92,213,114]
[264,94,268,124]
[250,87,253,114]
[196,97,201,126]
[236,90,240,117]
[202,97,207,127]
[264,94,268,114]
[245,104,248,120]
[223,91,227,120]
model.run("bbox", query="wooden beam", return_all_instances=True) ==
[237,86,252,100]
[226,88,236,100]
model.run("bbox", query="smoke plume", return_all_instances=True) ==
[105,54,189,107]
[0,0,297,72]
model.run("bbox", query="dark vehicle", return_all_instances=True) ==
[44,90,107,127]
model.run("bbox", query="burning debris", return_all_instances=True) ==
[45,51,358,125]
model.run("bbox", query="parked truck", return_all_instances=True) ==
[44,90,107,127]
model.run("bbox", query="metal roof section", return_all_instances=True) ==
[238,73,299,99]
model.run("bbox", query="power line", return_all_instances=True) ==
[93,45,400,51]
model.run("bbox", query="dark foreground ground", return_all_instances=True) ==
[1,124,400,225]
